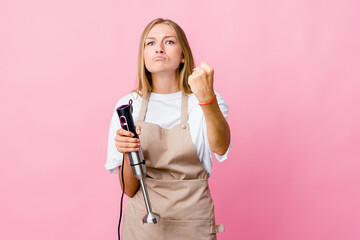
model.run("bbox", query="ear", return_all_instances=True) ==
[181,54,185,63]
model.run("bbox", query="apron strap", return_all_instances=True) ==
[180,94,188,126]
[137,94,149,123]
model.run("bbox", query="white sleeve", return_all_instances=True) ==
[105,93,135,174]
[105,108,123,174]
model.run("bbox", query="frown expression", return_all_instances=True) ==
[144,23,184,74]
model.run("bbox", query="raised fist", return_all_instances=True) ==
[188,62,216,104]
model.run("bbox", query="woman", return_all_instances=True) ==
[106,18,231,240]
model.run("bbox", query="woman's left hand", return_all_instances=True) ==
[188,62,231,155]
[188,62,216,104]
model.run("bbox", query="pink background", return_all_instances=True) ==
[1,0,359,239]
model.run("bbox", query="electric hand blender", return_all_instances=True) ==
[116,99,160,224]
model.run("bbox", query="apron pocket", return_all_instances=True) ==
[158,218,214,240]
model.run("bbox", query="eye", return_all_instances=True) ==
[165,40,174,45]
[146,41,154,46]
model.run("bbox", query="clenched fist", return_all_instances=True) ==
[188,62,216,104]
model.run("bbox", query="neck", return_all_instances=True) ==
[151,71,180,94]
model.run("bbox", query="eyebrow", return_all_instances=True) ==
[146,35,176,40]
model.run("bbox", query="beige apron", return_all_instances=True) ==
[122,93,224,240]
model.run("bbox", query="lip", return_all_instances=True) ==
[153,56,166,60]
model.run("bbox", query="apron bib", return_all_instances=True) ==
[122,93,224,240]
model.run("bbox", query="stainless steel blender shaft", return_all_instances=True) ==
[139,179,160,224]
[128,150,160,224]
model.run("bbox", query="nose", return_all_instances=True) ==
[155,43,165,54]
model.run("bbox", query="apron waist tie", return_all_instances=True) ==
[211,224,225,233]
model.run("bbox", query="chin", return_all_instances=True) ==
[148,68,176,74]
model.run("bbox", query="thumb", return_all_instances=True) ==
[135,125,141,135]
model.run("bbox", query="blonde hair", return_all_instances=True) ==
[134,18,195,98]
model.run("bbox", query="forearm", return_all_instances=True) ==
[201,99,231,156]
[188,62,230,155]
[118,154,140,197]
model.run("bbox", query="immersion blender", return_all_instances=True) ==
[116,99,160,224]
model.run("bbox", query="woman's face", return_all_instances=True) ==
[144,23,184,74]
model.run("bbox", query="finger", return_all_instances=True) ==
[116,147,140,153]
[200,62,214,74]
[188,74,194,82]
[193,66,204,73]
[187,75,195,87]
[115,135,139,143]
[116,141,141,149]
[116,128,135,137]
[193,66,205,75]
[188,72,197,80]
[135,125,141,135]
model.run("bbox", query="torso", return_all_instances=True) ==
[121,93,224,240]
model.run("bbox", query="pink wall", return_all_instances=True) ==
[1,0,359,239]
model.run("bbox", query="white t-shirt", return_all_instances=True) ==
[105,91,231,176]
